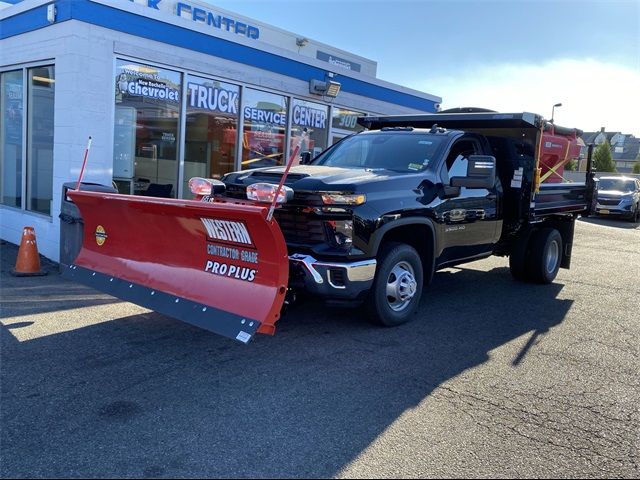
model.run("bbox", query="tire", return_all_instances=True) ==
[526,228,562,284]
[628,204,639,223]
[509,231,532,282]
[366,242,424,327]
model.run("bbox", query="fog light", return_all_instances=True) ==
[327,220,353,247]
[246,183,294,204]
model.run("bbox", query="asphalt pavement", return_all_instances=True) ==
[1,217,638,478]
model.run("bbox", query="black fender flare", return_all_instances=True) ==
[368,217,437,285]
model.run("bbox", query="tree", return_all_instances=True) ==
[565,159,577,171]
[593,139,616,172]
[633,153,640,174]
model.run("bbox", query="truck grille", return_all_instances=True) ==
[598,198,620,206]
[273,210,326,244]
[223,185,247,199]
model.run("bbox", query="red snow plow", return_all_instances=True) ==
[64,191,289,343]
[64,136,306,343]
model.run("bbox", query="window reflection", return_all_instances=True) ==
[183,76,239,198]
[241,88,288,170]
[1,70,23,208]
[291,98,328,164]
[113,60,181,197]
[27,66,54,215]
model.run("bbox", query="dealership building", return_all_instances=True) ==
[0,0,441,261]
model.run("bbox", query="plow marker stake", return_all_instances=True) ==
[63,191,289,343]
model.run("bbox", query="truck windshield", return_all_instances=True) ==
[598,179,636,192]
[313,131,444,172]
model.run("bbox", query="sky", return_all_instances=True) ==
[210,0,640,136]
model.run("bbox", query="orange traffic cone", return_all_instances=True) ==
[11,226,47,276]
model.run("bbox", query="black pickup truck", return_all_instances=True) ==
[220,112,595,327]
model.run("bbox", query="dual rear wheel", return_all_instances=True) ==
[509,227,562,284]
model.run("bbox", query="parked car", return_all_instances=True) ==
[595,176,640,222]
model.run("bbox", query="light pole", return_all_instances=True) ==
[551,103,562,124]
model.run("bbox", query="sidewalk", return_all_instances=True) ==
[0,240,120,321]
[0,239,59,276]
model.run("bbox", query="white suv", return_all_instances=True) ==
[595,176,640,222]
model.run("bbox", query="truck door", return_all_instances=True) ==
[435,137,500,264]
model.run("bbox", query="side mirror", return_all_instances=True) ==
[300,151,312,165]
[451,155,496,189]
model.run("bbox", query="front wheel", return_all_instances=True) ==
[366,242,424,327]
[526,228,562,284]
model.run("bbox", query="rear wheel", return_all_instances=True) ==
[366,242,423,327]
[526,228,562,284]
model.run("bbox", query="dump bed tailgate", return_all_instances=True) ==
[532,183,591,217]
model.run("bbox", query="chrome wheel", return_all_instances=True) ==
[545,239,560,275]
[385,261,417,312]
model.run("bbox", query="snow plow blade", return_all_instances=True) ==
[62,190,289,343]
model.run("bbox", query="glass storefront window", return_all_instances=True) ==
[241,88,288,170]
[113,59,181,197]
[291,98,328,164]
[331,107,365,145]
[1,70,23,208]
[183,75,239,198]
[332,108,365,132]
[27,66,55,215]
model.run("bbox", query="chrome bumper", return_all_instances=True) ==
[288,254,376,299]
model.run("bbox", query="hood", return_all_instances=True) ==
[223,165,432,193]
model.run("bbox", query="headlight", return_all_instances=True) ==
[246,183,294,204]
[189,177,226,196]
[321,193,366,205]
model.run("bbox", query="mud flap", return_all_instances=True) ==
[63,190,289,343]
